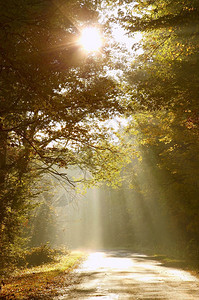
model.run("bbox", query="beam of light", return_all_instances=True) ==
[79,27,102,52]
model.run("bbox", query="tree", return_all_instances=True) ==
[122,1,199,115]
[0,0,129,265]
[124,111,199,253]
[108,0,199,255]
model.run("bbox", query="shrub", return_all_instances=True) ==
[24,244,57,267]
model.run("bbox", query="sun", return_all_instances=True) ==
[80,27,102,52]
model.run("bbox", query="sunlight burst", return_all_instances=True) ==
[80,27,102,52]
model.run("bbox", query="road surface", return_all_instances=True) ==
[58,250,199,299]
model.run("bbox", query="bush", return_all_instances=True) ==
[24,245,57,267]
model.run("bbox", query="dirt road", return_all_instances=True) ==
[58,250,199,299]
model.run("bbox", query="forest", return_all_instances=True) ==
[0,0,199,280]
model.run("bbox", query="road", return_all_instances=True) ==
[58,250,199,299]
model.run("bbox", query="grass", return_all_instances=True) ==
[0,251,85,299]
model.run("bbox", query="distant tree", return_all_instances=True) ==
[124,112,199,253]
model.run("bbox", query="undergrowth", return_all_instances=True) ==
[0,250,84,299]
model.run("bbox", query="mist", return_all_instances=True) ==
[44,176,179,255]
[27,136,197,261]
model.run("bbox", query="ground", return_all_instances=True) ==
[1,250,199,299]
[56,250,199,299]
[0,251,83,299]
